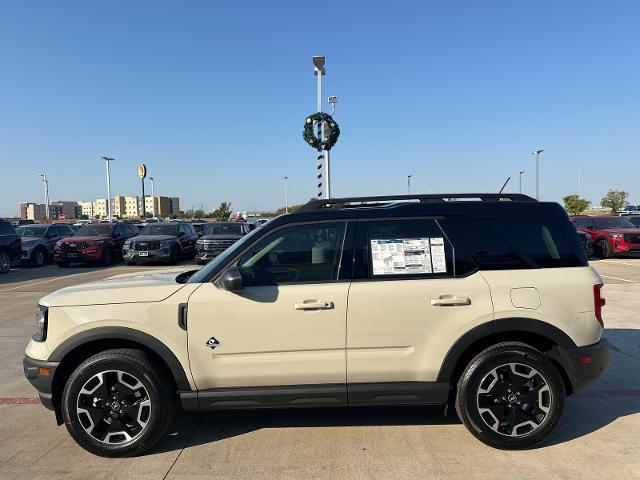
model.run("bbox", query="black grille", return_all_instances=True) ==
[134,241,161,251]
[61,241,86,251]
[202,239,235,251]
[624,234,640,244]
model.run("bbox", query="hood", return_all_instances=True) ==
[199,234,242,240]
[603,228,640,235]
[40,266,197,307]
[62,235,110,243]
[132,234,177,242]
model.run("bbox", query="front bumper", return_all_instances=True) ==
[548,338,610,394]
[195,249,226,261]
[23,355,60,411]
[54,248,103,263]
[123,248,171,263]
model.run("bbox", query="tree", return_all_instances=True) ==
[212,202,232,222]
[601,189,629,214]
[194,209,205,219]
[563,195,591,215]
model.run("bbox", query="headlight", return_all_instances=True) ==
[196,239,203,244]
[610,233,624,239]
[160,240,171,249]
[33,305,48,342]
[124,240,132,247]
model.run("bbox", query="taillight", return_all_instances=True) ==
[593,284,605,327]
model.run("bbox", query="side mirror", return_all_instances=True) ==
[219,266,244,291]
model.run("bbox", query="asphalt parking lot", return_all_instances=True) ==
[0,259,639,479]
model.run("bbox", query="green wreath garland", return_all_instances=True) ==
[303,112,340,151]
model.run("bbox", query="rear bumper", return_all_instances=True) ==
[23,355,60,411]
[548,338,610,394]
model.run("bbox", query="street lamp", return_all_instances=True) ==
[101,157,115,220]
[284,176,289,214]
[532,150,544,200]
[519,171,525,194]
[407,175,412,194]
[149,177,155,217]
[578,169,586,197]
[37,173,50,220]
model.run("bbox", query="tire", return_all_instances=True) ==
[0,251,10,274]
[31,248,47,267]
[596,239,612,259]
[455,343,565,450]
[61,349,176,457]
[101,248,113,266]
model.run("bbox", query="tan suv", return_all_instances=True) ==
[23,194,610,457]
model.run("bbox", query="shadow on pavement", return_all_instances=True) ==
[150,328,640,454]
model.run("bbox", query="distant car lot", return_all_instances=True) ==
[0,257,638,477]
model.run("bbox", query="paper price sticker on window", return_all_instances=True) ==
[371,237,446,275]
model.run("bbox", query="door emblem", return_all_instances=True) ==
[205,337,220,349]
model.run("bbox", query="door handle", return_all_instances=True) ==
[294,301,334,310]
[431,295,471,307]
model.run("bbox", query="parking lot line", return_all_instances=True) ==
[600,274,637,283]
[0,269,114,292]
[599,260,640,269]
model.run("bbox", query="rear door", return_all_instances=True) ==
[346,218,493,404]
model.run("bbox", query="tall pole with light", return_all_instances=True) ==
[313,56,326,199]
[284,176,289,214]
[102,156,114,220]
[149,177,155,217]
[578,169,586,197]
[407,175,412,194]
[37,173,50,220]
[532,149,544,200]
[519,170,525,194]
[137,164,147,219]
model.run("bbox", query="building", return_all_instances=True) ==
[94,199,108,219]
[79,201,95,218]
[19,202,46,221]
[49,201,81,220]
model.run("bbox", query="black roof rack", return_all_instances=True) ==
[297,193,537,212]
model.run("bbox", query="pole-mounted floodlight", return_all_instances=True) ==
[407,175,412,194]
[102,156,115,220]
[532,149,544,200]
[519,170,525,194]
[37,173,50,220]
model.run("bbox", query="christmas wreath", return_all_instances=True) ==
[303,112,340,151]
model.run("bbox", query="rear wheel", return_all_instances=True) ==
[455,343,565,450]
[61,349,175,457]
[0,251,10,274]
[596,239,612,259]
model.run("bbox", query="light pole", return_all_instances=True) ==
[519,170,525,194]
[532,149,544,200]
[407,175,412,194]
[284,176,289,214]
[578,169,586,197]
[149,177,155,217]
[37,173,50,220]
[102,156,114,220]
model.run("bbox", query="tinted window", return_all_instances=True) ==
[355,219,460,278]
[139,224,179,236]
[592,217,635,229]
[238,222,346,285]
[0,222,16,235]
[16,226,48,237]
[204,223,245,235]
[628,216,640,227]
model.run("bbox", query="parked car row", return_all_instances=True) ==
[571,215,640,258]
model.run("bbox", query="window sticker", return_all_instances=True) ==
[371,237,446,275]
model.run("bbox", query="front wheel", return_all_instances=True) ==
[455,343,565,450]
[61,349,176,457]
[31,248,47,267]
[596,239,612,259]
[0,251,10,274]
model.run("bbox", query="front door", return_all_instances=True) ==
[346,219,493,403]
[187,221,351,392]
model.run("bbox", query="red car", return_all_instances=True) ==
[54,223,137,267]
[570,215,640,258]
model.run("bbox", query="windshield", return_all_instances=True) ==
[16,226,48,237]
[593,217,636,229]
[188,226,263,283]
[139,224,179,236]
[76,224,114,236]
[204,223,244,235]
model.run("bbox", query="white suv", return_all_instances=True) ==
[23,193,609,457]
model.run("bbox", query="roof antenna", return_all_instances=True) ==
[498,176,511,194]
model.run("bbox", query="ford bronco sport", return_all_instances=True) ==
[23,193,609,457]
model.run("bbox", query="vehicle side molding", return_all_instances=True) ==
[436,317,578,383]
[48,326,192,391]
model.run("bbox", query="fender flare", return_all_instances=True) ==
[48,326,192,391]
[436,317,577,383]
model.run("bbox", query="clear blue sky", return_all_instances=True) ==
[1,0,639,216]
